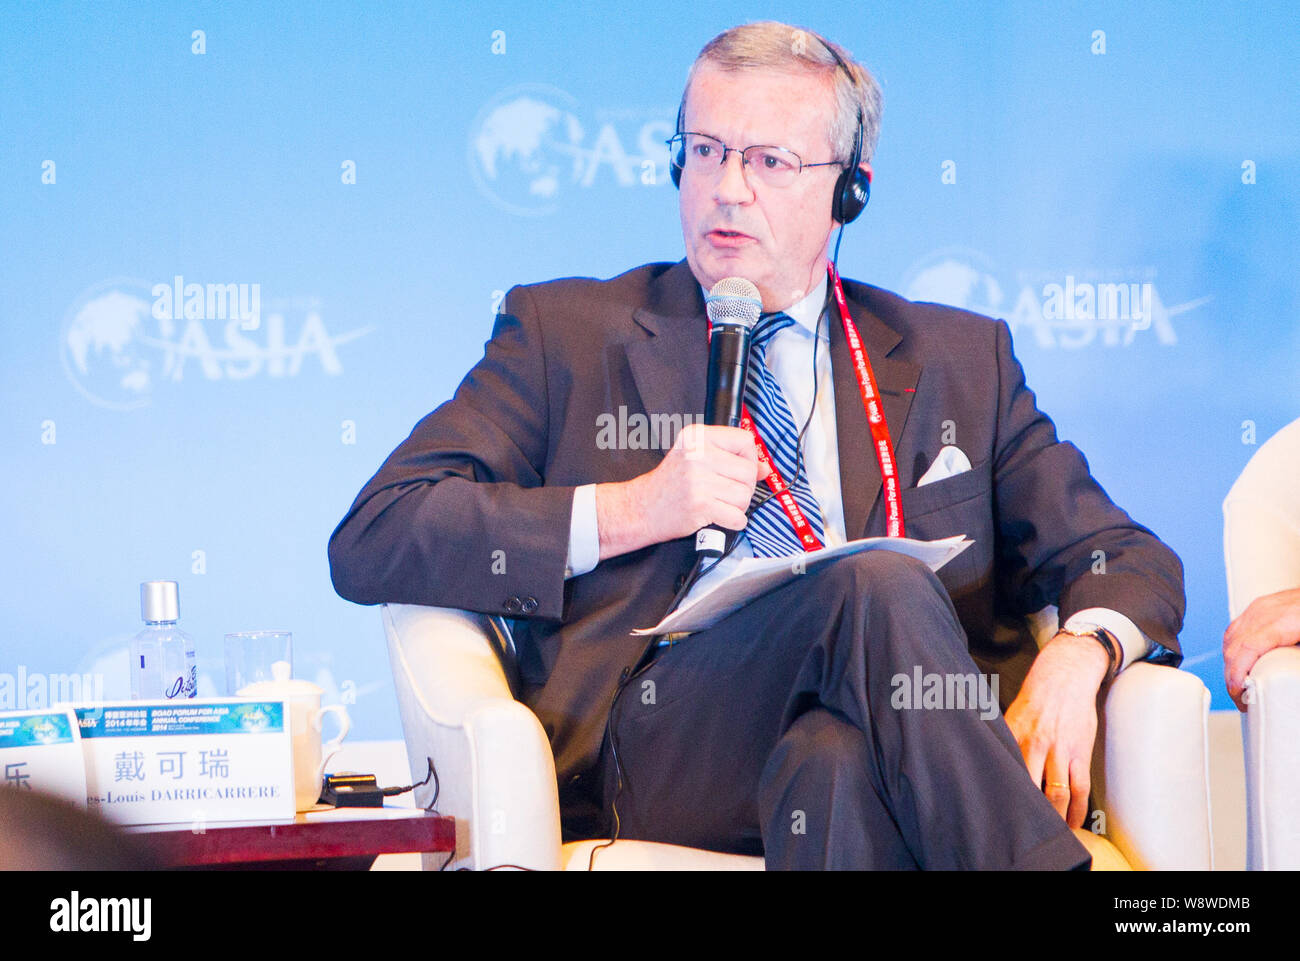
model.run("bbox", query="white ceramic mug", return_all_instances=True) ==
[238,677,350,812]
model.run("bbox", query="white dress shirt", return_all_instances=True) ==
[563,275,1154,670]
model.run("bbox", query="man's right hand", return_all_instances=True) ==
[595,423,764,561]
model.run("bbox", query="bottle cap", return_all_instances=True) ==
[140,581,180,623]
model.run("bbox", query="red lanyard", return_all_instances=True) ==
[708,262,905,548]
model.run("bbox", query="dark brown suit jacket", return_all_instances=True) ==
[329,259,1185,811]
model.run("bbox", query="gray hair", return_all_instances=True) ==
[679,22,884,165]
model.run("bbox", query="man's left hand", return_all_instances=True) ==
[1003,632,1111,829]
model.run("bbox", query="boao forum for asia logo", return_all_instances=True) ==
[900,249,1212,349]
[469,84,671,216]
[60,277,373,410]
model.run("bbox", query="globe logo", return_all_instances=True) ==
[29,717,63,744]
[901,248,1004,318]
[236,705,272,732]
[469,84,586,216]
[60,279,174,410]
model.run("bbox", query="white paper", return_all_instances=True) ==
[634,534,973,636]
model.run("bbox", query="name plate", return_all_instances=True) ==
[75,699,294,826]
[0,709,87,806]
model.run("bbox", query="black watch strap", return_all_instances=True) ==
[1058,625,1122,679]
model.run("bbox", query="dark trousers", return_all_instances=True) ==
[600,550,1091,870]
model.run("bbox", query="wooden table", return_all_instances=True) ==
[126,806,456,870]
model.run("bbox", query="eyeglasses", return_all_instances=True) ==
[667,132,843,187]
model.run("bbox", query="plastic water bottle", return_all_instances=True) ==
[130,581,197,699]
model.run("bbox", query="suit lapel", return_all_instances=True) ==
[627,261,709,433]
[624,263,921,541]
[831,290,920,539]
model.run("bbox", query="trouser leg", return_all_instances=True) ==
[604,549,1090,870]
[756,705,919,869]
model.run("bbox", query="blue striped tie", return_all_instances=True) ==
[744,312,826,557]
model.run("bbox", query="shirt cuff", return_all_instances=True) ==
[564,484,600,579]
[1063,607,1155,673]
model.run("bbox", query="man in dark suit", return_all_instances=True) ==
[328,22,1184,868]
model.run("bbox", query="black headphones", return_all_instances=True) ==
[670,34,871,225]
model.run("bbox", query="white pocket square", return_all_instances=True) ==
[917,445,972,487]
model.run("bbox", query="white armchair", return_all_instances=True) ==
[1224,417,1300,870]
[383,603,1213,870]
[1239,648,1300,869]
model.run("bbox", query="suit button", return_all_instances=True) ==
[674,575,687,591]
[503,596,522,614]
[521,596,538,614]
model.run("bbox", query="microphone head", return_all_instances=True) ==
[705,277,762,329]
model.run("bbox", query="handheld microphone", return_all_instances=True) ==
[696,277,762,557]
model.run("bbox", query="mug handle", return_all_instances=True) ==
[313,704,351,780]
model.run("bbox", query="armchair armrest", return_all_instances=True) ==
[1243,646,1300,869]
[383,603,562,870]
[1096,662,1213,870]
[1030,605,1213,870]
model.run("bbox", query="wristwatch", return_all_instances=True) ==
[1056,624,1122,680]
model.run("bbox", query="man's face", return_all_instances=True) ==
[678,62,849,312]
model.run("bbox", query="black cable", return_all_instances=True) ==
[589,233,847,869]
[705,258,838,567]
[663,550,709,617]
[362,756,454,869]
[729,252,837,536]
[590,551,706,870]
[688,234,845,587]
[784,221,846,503]
[401,756,539,870]
[788,257,837,499]
[379,756,441,808]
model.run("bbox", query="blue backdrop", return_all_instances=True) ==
[2,0,1296,737]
